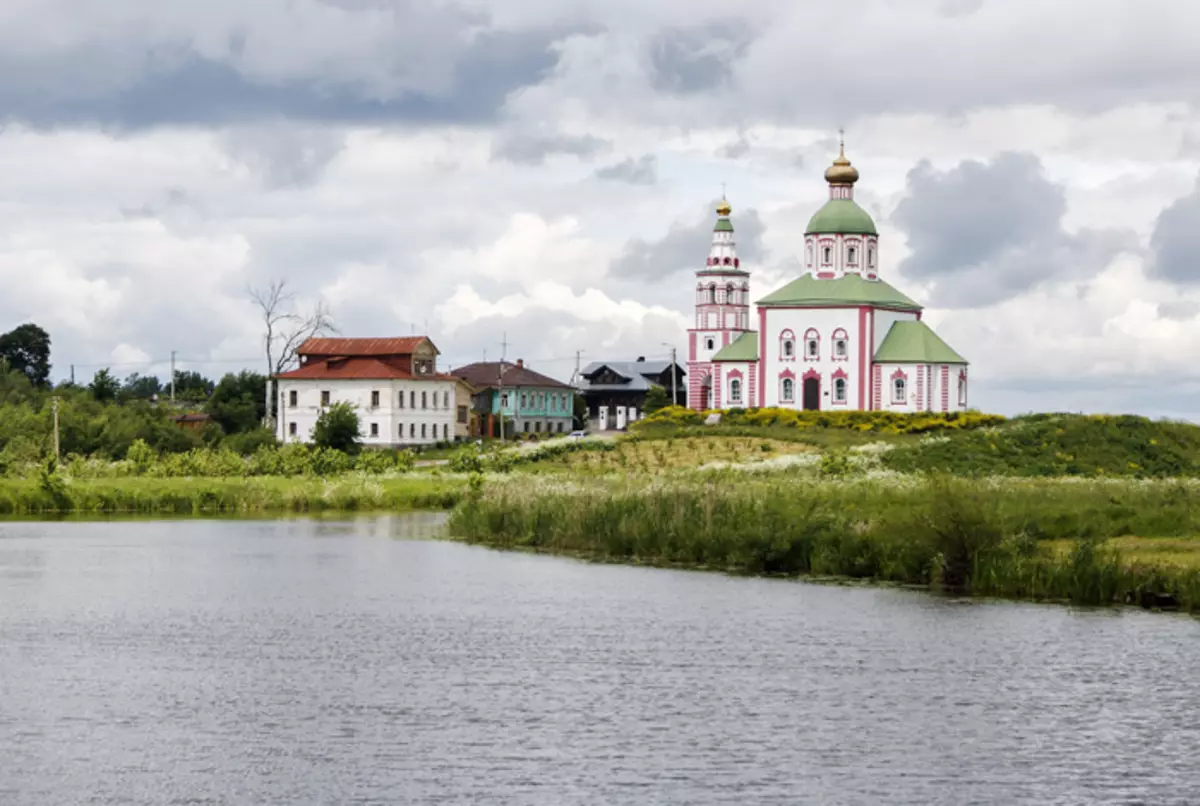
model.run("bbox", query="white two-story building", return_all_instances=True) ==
[275,337,468,447]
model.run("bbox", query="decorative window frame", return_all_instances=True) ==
[890,368,908,405]
[831,328,849,362]
[820,238,835,266]
[704,335,716,351]
[707,283,717,304]
[726,282,736,304]
[727,368,744,405]
[779,369,796,404]
[805,240,814,270]
[845,238,861,267]
[958,370,968,407]
[779,329,796,361]
[831,368,849,405]
[803,328,821,361]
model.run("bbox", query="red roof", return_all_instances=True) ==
[276,357,454,381]
[297,337,437,357]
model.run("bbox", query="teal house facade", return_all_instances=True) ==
[450,359,576,436]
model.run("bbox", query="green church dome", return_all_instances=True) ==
[805,199,877,236]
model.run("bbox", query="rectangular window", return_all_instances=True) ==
[500,393,509,408]
[399,422,404,438]
[410,391,416,409]
[443,391,449,408]
[410,423,415,438]
[893,379,907,404]
[320,390,330,406]
[443,423,448,440]
[370,422,379,437]
[557,422,564,433]
[457,405,468,424]
[421,423,427,438]
[523,421,530,433]
[535,421,542,433]
[288,422,297,436]
[288,390,297,407]
[521,393,528,408]
[398,390,405,408]
[371,390,380,408]
[421,392,427,409]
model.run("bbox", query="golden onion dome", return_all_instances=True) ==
[716,199,732,216]
[824,135,859,185]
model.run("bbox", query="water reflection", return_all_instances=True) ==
[0,516,1198,805]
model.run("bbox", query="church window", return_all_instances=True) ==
[893,377,907,404]
[708,284,717,303]
[726,283,736,303]
[807,340,818,358]
[834,378,847,403]
[804,329,820,360]
[823,246,832,264]
[832,328,849,361]
[729,378,742,404]
[835,340,847,358]
[781,378,795,403]
[868,246,875,267]
[958,373,968,407]
[705,337,715,351]
[783,340,794,358]
[847,246,857,264]
[806,242,813,267]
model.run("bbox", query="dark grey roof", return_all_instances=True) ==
[576,360,684,393]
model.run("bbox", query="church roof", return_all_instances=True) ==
[756,273,922,310]
[711,331,759,362]
[805,199,877,235]
[873,320,967,365]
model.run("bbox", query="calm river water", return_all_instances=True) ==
[2,516,1199,805]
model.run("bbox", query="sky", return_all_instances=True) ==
[1,0,1199,417]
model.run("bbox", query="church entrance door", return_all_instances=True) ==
[802,377,820,411]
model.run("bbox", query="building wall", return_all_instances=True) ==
[453,380,475,439]
[715,361,752,408]
[873,363,969,413]
[276,378,458,447]
[491,385,574,434]
[759,307,863,410]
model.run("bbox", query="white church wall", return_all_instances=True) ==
[759,307,863,409]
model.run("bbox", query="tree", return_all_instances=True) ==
[89,368,120,402]
[0,323,51,388]
[172,370,215,402]
[643,385,670,414]
[249,279,337,378]
[207,371,267,435]
[312,401,361,454]
[120,373,162,402]
[573,393,588,431]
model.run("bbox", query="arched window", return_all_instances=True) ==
[868,245,876,267]
[834,377,847,403]
[806,242,813,267]
[780,329,796,360]
[832,328,849,361]
[823,246,832,264]
[708,284,717,303]
[847,246,857,264]
[804,329,820,360]
[443,391,450,408]
[726,283,736,304]
[781,378,795,402]
[893,377,907,404]
[705,336,715,351]
[729,378,742,404]
[958,373,968,407]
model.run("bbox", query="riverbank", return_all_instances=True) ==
[449,475,1200,612]
[0,474,466,516]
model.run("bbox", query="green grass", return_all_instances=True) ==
[450,474,1200,611]
[0,474,467,516]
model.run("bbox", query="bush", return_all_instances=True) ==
[312,402,361,454]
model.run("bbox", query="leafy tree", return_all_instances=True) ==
[312,401,361,454]
[120,373,162,402]
[643,384,670,414]
[0,323,51,387]
[89,368,120,402]
[573,394,588,431]
[171,370,215,402]
[206,371,267,434]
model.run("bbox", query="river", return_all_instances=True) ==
[1,515,1198,805]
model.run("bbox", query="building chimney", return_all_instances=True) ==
[516,358,524,368]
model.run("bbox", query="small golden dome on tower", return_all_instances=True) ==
[716,199,732,216]
[824,132,859,185]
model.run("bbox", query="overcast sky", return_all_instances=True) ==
[2,0,1199,417]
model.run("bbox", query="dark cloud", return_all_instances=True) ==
[1149,180,1200,284]
[609,200,767,280]
[648,21,754,94]
[594,155,657,185]
[0,27,567,128]
[222,125,345,189]
[892,152,1134,307]
[491,132,609,165]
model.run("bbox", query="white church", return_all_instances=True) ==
[687,142,969,413]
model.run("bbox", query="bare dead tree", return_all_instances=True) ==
[248,279,338,377]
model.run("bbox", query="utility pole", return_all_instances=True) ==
[670,346,678,406]
[497,332,508,443]
[170,351,176,403]
[69,364,75,385]
[572,350,582,386]
[51,397,60,462]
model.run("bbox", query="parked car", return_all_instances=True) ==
[568,430,587,439]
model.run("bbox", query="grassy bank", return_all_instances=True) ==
[0,474,467,516]
[450,475,1200,611]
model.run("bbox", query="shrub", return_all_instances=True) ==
[312,402,361,454]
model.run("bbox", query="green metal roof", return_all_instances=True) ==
[873,320,967,365]
[714,218,734,232]
[756,273,922,310]
[696,268,749,277]
[711,331,759,362]
[805,199,877,235]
